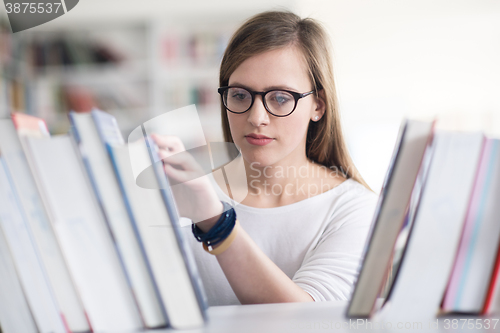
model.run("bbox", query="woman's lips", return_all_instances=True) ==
[245,134,274,146]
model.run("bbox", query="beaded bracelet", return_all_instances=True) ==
[192,201,237,249]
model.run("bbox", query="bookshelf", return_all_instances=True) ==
[0,19,229,140]
[0,15,30,118]
[0,20,151,135]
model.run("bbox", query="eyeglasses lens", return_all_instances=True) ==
[224,87,252,113]
[265,90,295,116]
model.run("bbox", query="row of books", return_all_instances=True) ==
[0,20,150,135]
[4,33,124,73]
[0,18,10,68]
[0,111,208,333]
[0,75,149,133]
[59,81,148,115]
[1,20,30,116]
[0,76,32,115]
[29,36,123,71]
[161,30,230,67]
[347,120,500,320]
[164,82,219,110]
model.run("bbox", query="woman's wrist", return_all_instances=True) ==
[194,201,224,232]
[192,201,237,254]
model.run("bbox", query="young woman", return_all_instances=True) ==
[152,10,378,306]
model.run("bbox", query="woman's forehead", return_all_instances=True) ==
[228,46,311,91]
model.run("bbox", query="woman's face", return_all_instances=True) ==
[227,46,324,168]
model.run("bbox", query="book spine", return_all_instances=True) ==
[107,144,168,327]
[0,158,67,333]
[144,134,208,319]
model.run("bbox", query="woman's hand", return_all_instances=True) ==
[150,134,223,228]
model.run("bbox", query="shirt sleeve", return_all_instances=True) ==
[292,186,378,301]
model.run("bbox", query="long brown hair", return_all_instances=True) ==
[219,10,370,190]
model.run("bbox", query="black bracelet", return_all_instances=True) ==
[192,202,235,246]
[192,201,237,247]
[192,202,235,245]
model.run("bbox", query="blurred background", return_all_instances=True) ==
[1,0,499,192]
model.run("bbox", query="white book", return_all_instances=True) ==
[0,220,37,333]
[26,135,142,332]
[108,140,206,329]
[0,120,90,333]
[11,116,92,333]
[375,131,484,321]
[443,138,500,313]
[69,111,166,328]
[347,119,435,317]
[0,157,66,333]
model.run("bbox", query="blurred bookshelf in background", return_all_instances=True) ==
[0,17,150,136]
[150,18,237,143]
[0,11,244,142]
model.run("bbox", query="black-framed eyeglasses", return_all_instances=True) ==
[218,86,315,117]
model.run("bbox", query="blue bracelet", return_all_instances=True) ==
[192,201,236,247]
[192,201,235,246]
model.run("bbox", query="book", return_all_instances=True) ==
[379,122,437,302]
[11,112,91,333]
[442,138,500,313]
[70,110,166,329]
[484,238,500,314]
[108,133,207,329]
[0,218,38,333]
[25,135,143,332]
[0,153,66,333]
[375,131,485,321]
[11,112,50,137]
[143,134,208,324]
[347,119,435,318]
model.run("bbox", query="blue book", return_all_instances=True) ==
[91,109,167,329]
[92,108,207,328]
[68,111,161,329]
[107,136,207,329]
[143,134,209,323]
[91,109,124,145]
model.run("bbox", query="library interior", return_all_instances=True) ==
[1,1,500,332]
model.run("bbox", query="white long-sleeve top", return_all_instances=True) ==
[181,178,378,306]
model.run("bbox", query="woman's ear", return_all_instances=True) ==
[312,89,326,121]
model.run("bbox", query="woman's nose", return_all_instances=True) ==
[246,95,270,127]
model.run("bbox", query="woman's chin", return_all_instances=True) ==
[241,153,277,168]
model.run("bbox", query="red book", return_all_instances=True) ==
[483,247,500,314]
[11,112,49,137]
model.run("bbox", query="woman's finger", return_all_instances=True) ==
[161,153,205,184]
[158,148,177,160]
[151,134,185,153]
[161,150,201,172]
[163,162,203,184]
[163,163,185,183]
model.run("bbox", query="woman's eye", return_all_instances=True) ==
[232,93,248,100]
[229,89,250,102]
[271,93,292,105]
